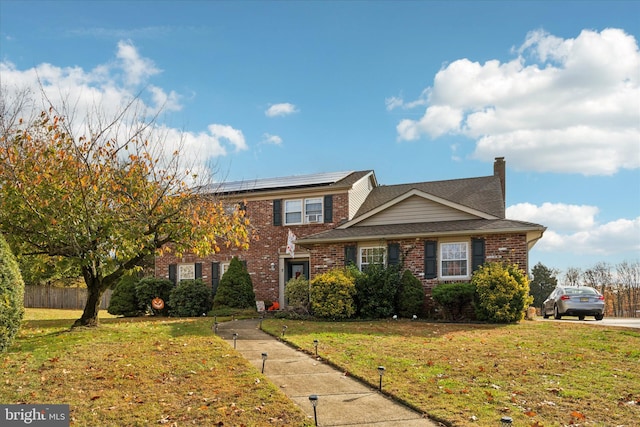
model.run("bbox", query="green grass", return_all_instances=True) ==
[262,319,640,427]
[2,309,311,426]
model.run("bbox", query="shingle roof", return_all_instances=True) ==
[296,219,546,244]
[354,175,505,219]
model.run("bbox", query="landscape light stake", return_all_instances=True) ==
[500,416,513,426]
[377,366,385,391]
[261,352,268,373]
[232,333,238,349]
[214,322,218,334]
[282,325,288,337]
[308,394,318,426]
[313,339,318,357]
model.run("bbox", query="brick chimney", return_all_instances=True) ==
[494,157,506,205]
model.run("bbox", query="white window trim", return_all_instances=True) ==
[439,241,470,280]
[359,246,386,271]
[284,197,324,225]
[178,263,196,282]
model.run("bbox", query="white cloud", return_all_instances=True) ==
[265,103,298,117]
[507,202,640,256]
[261,133,283,145]
[0,41,245,172]
[394,28,640,175]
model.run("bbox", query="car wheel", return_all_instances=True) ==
[554,305,562,320]
[578,315,585,320]
[542,306,550,319]
[595,314,604,321]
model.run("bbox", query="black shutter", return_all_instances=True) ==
[195,263,203,279]
[273,199,282,226]
[324,195,333,223]
[344,245,357,266]
[211,262,220,296]
[387,243,400,266]
[471,238,485,272]
[424,240,437,279]
[168,264,177,284]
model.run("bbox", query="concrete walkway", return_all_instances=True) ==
[216,319,439,427]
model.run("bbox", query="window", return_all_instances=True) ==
[178,263,196,281]
[360,246,386,271]
[440,242,468,278]
[284,198,323,225]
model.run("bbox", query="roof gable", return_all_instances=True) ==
[352,175,505,221]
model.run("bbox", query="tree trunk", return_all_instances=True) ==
[73,267,108,328]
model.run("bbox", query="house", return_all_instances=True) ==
[154,157,546,310]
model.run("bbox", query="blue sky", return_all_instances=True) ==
[1,1,638,277]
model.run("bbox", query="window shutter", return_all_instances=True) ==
[168,264,177,284]
[273,199,282,226]
[424,240,437,279]
[387,243,400,266]
[241,260,247,270]
[471,238,485,272]
[344,245,357,266]
[324,195,333,223]
[211,262,220,296]
[195,263,203,279]
[239,201,247,213]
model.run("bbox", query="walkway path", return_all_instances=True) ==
[216,319,439,427]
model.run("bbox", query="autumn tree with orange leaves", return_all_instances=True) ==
[0,101,251,327]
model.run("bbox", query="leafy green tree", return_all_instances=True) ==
[0,233,25,352]
[396,269,425,318]
[0,104,251,327]
[213,257,256,309]
[529,262,558,308]
[473,262,533,323]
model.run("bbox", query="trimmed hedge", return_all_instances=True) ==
[354,264,398,318]
[169,279,212,317]
[108,275,143,317]
[213,257,256,310]
[432,282,476,321]
[0,234,25,352]
[397,269,425,318]
[473,262,533,323]
[310,268,356,319]
[136,278,174,316]
[284,276,310,314]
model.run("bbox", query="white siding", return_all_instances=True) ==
[356,195,478,226]
[348,174,374,220]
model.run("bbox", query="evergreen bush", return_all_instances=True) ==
[354,264,399,318]
[0,234,24,352]
[473,262,533,323]
[135,277,174,316]
[213,257,256,309]
[309,268,356,319]
[431,282,476,321]
[169,279,213,317]
[284,276,310,314]
[107,275,142,317]
[396,269,425,318]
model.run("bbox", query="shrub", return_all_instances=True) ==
[108,275,142,317]
[213,257,256,310]
[169,279,213,317]
[354,264,399,318]
[284,276,310,314]
[397,269,425,318]
[135,277,174,316]
[309,268,356,319]
[473,262,533,323]
[431,282,476,321]
[0,234,24,353]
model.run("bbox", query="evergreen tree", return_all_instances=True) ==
[530,262,558,308]
[0,234,25,352]
[213,257,256,309]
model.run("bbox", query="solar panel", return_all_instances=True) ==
[206,171,354,194]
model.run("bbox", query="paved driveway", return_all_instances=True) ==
[541,317,640,329]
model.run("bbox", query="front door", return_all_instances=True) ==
[286,260,309,282]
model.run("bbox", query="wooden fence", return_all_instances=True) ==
[24,285,113,310]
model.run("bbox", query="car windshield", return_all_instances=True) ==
[565,287,598,296]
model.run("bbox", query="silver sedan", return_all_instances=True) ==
[542,285,605,321]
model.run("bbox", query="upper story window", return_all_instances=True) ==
[284,198,323,225]
[440,242,468,278]
[360,246,386,271]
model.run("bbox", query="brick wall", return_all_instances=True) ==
[155,193,350,302]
